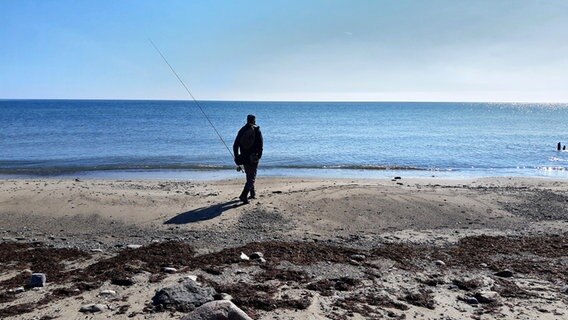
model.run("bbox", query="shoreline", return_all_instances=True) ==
[1,166,567,181]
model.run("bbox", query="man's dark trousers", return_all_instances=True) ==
[244,162,257,191]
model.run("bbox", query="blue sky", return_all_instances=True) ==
[1,0,568,102]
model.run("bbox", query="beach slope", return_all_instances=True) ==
[0,177,567,319]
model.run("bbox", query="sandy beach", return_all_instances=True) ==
[1,176,567,319]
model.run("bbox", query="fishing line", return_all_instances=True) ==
[149,39,237,164]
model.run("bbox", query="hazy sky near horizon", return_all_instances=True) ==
[1,0,568,102]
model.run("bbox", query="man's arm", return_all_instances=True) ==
[257,128,263,159]
[233,129,241,158]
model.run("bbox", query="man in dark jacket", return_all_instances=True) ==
[233,114,263,204]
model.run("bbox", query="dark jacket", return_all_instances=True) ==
[233,124,263,164]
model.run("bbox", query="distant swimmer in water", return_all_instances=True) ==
[558,142,562,151]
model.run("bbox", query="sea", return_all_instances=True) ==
[1,100,567,180]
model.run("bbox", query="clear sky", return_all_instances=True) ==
[1,0,568,102]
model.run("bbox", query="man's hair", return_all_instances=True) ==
[247,114,256,124]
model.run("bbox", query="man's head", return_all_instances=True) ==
[247,114,256,125]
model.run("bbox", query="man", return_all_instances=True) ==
[233,114,263,204]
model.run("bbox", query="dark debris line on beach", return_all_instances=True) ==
[1,233,568,317]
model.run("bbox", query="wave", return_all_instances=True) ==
[0,162,444,176]
[0,163,227,175]
[281,164,429,171]
[537,166,566,172]
[0,160,565,176]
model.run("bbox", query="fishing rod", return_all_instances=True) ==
[149,39,243,172]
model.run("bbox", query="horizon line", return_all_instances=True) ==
[1,98,568,104]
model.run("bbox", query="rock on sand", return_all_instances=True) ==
[180,300,252,320]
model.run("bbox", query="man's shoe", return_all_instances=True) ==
[239,187,249,204]
[248,188,256,199]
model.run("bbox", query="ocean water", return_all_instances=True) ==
[1,100,567,179]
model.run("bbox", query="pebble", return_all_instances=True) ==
[350,254,366,261]
[127,244,142,249]
[99,290,117,296]
[474,291,500,304]
[180,300,251,320]
[480,263,488,268]
[90,248,104,253]
[29,273,46,288]
[163,267,178,273]
[79,304,107,313]
[258,257,266,264]
[240,252,249,260]
[214,292,233,301]
[553,309,565,316]
[465,296,479,305]
[111,278,135,286]
[184,275,199,282]
[249,252,263,259]
[8,287,25,293]
[494,270,513,278]
[434,260,446,266]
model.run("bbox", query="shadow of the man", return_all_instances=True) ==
[164,199,242,224]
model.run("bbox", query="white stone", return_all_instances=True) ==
[184,275,198,282]
[163,267,177,273]
[240,252,249,260]
[434,260,446,266]
[127,244,142,249]
[99,290,116,296]
[8,287,25,293]
[90,248,104,253]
